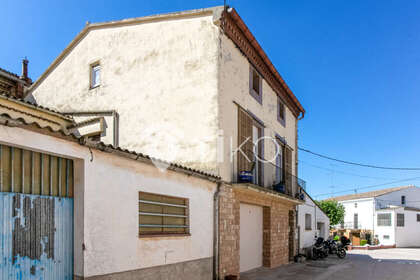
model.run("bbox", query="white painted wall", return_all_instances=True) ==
[339,198,375,230]
[31,13,220,174]
[394,208,420,247]
[0,125,217,277]
[376,187,420,209]
[374,209,396,246]
[298,194,330,249]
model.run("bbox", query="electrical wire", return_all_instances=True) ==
[299,147,420,171]
[298,160,397,180]
[312,176,420,198]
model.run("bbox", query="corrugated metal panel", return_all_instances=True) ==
[0,144,73,198]
[0,192,73,279]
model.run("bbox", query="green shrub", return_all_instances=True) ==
[360,239,368,246]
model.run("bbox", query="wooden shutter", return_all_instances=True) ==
[238,108,253,173]
[284,146,293,194]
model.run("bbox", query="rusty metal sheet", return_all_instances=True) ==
[0,192,73,279]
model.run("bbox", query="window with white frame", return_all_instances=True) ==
[138,192,189,236]
[397,213,404,227]
[305,213,312,230]
[90,63,101,88]
[377,213,392,226]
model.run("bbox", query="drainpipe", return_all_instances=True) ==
[213,182,222,280]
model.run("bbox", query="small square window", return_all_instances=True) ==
[383,235,390,240]
[417,214,420,222]
[249,67,262,104]
[90,63,101,88]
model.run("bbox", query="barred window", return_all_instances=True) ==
[139,192,189,236]
[397,213,405,227]
[377,213,391,226]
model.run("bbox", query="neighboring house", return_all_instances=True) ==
[326,185,420,247]
[0,59,32,98]
[297,190,330,251]
[28,6,307,277]
[0,93,219,279]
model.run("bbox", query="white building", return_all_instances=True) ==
[26,6,308,278]
[0,93,219,279]
[327,185,420,247]
[298,190,330,251]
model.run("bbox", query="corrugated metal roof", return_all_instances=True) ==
[324,186,415,201]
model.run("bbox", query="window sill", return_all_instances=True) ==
[277,117,286,127]
[139,233,191,239]
[249,89,262,105]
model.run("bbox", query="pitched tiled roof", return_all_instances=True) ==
[0,67,20,78]
[324,186,415,201]
[0,92,73,120]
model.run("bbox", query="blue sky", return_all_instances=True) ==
[3,0,420,199]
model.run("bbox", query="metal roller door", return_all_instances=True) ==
[0,144,74,279]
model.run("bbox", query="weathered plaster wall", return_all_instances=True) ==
[32,14,220,174]
[0,125,217,278]
[218,33,298,182]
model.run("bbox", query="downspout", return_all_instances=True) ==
[213,182,221,280]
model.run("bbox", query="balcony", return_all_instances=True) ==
[233,160,306,202]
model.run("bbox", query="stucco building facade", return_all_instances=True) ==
[27,6,307,278]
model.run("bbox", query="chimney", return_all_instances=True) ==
[21,58,29,81]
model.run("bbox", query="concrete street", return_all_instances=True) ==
[241,249,420,280]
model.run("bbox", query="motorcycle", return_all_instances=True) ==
[311,237,329,260]
[325,236,350,259]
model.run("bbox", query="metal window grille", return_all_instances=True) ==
[377,213,391,226]
[397,213,405,227]
[139,192,189,236]
[0,144,74,197]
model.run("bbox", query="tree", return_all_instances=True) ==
[317,200,345,226]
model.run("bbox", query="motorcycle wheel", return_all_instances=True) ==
[337,249,346,259]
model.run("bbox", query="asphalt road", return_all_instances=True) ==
[241,249,420,280]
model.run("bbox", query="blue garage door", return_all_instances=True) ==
[0,145,74,280]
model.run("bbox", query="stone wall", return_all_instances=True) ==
[218,184,297,279]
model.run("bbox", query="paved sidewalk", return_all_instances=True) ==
[240,249,420,280]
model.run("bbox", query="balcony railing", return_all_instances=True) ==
[335,222,363,230]
[233,160,306,201]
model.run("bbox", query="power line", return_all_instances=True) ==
[313,177,420,198]
[299,147,420,170]
[299,160,397,180]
